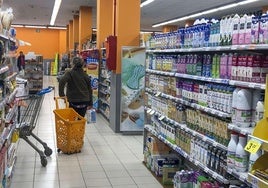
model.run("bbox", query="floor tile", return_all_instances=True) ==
[34,180,59,188]
[84,178,111,187]
[109,177,136,186]
[10,181,33,188]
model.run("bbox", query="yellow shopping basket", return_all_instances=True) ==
[53,97,86,154]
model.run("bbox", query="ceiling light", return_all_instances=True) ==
[48,26,66,30]
[11,24,24,28]
[140,0,155,8]
[152,0,260,28]
[50,0,62,25]
[25,25,47,29]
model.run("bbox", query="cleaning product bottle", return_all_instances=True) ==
[259,13,268,44]
[235,134,249,172]
[251,15,260,44]
[248,149,262,172]
[227,131,238,169]
[231,88,240,123]
[255,93,264,124]
[232,14,240,45]
[251,90,262,126]
[235,88,252,127]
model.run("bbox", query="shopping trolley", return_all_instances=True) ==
[16,86,54,167]
[53,96,86,154]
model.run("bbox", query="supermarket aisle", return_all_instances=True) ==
[10,76,162,188]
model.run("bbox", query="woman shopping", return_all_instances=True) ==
[58,57,92,117]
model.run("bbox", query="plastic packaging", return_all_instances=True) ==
[235,89,252,127]
[227,131,238,169]
[235,134,248,172]
[231,88,240,123]
[248,149,262,172]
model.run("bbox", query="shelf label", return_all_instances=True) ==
[147,109,152,114]
[155,92,161,97]
[244,139,262,154]
[159,115,165,121]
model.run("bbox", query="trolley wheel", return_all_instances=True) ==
[57,148,61,153]
[44,147,53,156]
[40,157,47,167]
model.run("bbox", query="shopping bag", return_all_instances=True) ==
[86,109,96,124]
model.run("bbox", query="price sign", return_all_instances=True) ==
[244,139,261,154]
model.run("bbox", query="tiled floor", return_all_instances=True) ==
[10,76,163,188]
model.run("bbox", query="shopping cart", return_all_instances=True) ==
[53,96,86,154]
[16,86,54,167]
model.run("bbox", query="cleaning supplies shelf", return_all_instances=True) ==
[145,107,227,151]
[146,88,231,118]
[228,124,254,136]
[144,124,230,185]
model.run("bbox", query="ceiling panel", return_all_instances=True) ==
[1,0,268,31]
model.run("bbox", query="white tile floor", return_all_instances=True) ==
[10,76,163,188]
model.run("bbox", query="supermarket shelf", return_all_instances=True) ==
[146,88,232,118]
[248,135,268,152]
[248,173,268,188]
[228,124,254,135]
[146,107,227,151]
[99,89,110,95]
[175,73,229,84]
[99,109,110,121]
[146,44,268,53]
[229,80,265,90]
[144,124,229,185]
[99,98,110,106]
[0,65,9,75]
[146,69,266,90]
[99,82,109,87]
[146,69,176,77]
[227,169,251,186]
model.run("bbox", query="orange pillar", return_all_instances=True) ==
[73,15,79,51]
[66,25,69,52]
[79,6,92,51]
[115,0,140,73]
[59,30,67,55]
[69,20,74,51]
[162,25,178,33]
[96,0,113,49]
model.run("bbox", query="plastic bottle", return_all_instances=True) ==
[255,94,264,124]
[245,14,254,44]
[227,131,238,169]
[231,88,240,123]
[251,90,262,126]
[251,16,260,44]
[235,134,249,172]
[259,13,268,44]
[238,14,247,45]
[232,14,240,45]
[235,88,252,127]
[248,149,262,172]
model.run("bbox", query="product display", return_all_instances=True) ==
[144,11,268,187]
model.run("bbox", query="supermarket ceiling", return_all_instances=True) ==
[2,0,268,31]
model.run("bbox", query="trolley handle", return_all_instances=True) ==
[54,96,69,109]
[36,86,55,96]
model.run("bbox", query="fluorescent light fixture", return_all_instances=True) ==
[25,25,47,29]
[140,0,155,8]
[48,26,66,29]
[50,0,62,25]
[11,24,24,27]
[152,0,260,28]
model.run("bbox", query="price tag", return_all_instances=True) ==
[244,139,262,154]
[159,115,165,121]
[212,173,217,179]
[249,83,255,88]
[147,109,152,114]
[155,92,161,97]
[149,110,155,115]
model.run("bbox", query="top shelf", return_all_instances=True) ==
[146,44,268,53]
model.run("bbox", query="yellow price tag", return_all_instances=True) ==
[244,139,261,154]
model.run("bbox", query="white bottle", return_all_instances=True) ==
[231,88,241,123]
[239,14,247,45]
[236,88,252,127]
[251,90,261,126]
[232,14,240,45]
[245,14,254,44]
[227,131,238,169]
[235,134,249,172]
[255,98,264,124]
[248,149,262,172]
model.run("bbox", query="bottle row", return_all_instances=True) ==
[146,53,268,84]
[148,13,268,50]
[146,73,265,127]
